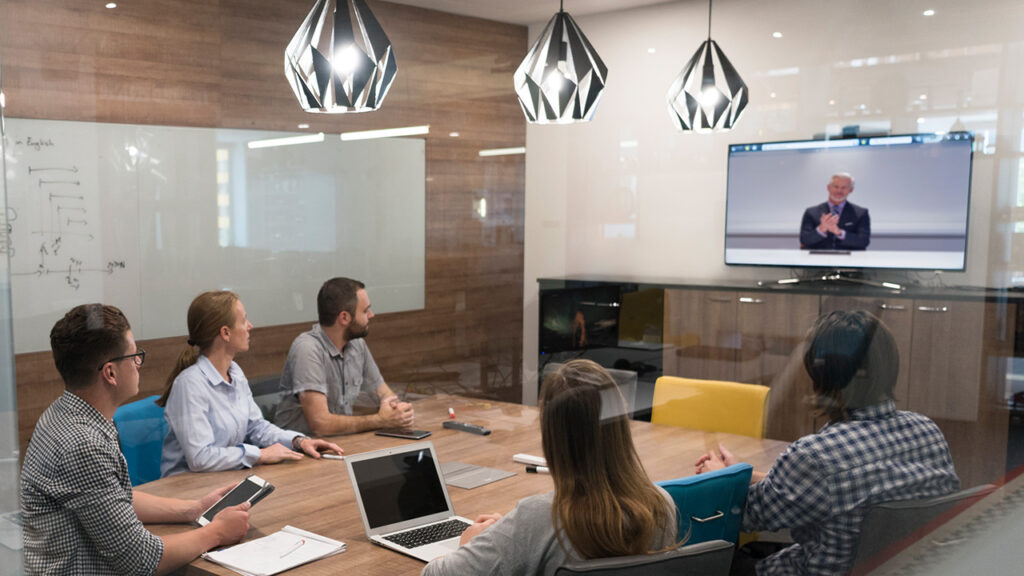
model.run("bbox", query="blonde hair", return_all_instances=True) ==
[156,291,239,407]
[541,359,677,559]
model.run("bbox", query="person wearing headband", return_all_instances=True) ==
[695,310,958,575]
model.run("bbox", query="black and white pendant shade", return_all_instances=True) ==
[285,0,397,113]
[667,38,748,132]
[514,10,608,124]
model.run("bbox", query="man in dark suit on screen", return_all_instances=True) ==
[800,173,871,250]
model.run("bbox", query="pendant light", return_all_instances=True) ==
[285,0,397,113]
[666,0,748,132]
[514,0,608,124]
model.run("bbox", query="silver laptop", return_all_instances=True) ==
[346,441,473,562]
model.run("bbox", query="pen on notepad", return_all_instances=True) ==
[526,465,550,474]
[280,538,305,558]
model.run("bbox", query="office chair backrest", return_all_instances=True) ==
[852,483,996,568]
[554,539,733,576]
[651,376,770,438]
[112,395,167,486]
[656,463,753,545]
[542,362,638,419]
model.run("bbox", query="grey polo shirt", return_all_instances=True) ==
[275,323,384,434]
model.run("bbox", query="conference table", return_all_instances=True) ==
[143,394,790,575]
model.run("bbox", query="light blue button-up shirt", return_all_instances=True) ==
[161,355,300,477]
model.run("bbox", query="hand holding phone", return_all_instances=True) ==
[196,475,274,526]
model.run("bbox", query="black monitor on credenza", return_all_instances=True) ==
[724,132,974,271]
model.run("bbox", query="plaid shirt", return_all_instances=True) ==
[743,401,959,575]
[21,391,163,575]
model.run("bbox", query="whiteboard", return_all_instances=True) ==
[3,119,425,353]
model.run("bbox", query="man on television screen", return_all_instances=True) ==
[800,173,871,250]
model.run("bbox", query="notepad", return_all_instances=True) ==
[441,461,516,489]
[202,525,346,576]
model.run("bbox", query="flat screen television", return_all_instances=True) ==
[724,132,974,270]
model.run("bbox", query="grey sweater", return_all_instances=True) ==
[421,488,677,576]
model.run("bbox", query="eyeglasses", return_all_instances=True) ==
[97,348,146,371]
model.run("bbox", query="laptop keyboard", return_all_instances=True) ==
[384,518,471,549]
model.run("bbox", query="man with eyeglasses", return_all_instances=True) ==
[20,303,251,575]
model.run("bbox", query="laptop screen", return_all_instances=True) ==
[350,447,450,529]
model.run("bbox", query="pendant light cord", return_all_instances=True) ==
[707,0,713,40]
[560,0,564,14]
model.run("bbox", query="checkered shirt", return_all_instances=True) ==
[20,390,163,575]
[743,400,959,575]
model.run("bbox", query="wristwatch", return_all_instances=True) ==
[292,435,308,451]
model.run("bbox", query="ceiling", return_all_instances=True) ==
[383,0,679,26]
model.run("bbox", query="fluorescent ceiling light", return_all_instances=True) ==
[478,147,526,157]
[247,132,325,149]
[340,125,429,141]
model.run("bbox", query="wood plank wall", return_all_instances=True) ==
[1,0,527,455]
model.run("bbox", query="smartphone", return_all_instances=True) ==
[196,475,274,526]
[374,428,432,440]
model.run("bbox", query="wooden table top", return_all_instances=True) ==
[143,394,790,575]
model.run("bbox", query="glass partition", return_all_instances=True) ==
[0,53,25,573]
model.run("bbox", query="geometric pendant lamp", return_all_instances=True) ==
[666,0,748,132]
[285,0,397,113]
[514,1,608,124]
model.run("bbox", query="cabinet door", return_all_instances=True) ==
[663,289,738,381]
[821,296,913,410]
[908,300,983,421]
[738,293,820,441]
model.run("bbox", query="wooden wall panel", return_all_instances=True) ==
[3,0,527,455]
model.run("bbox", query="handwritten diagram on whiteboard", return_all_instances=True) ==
[4,119,425,353]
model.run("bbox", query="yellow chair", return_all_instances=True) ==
[651,376,770,439]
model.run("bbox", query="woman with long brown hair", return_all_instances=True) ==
[159,291,341,477]
[422,359,677,575]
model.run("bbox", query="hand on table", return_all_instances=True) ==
[379,395,415,428]
[298,437,344,459]
[459,513,502,546]
[694,443,736,475]
[258,443,304,465]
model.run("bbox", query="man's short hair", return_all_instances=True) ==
[317,277,365,326]
[50,304,131,389]
[831,172,855,187]
[803,310,898,420]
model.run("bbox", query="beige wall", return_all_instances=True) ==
[522,0,1024,403]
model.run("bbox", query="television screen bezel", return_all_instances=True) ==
[722,132,974,272]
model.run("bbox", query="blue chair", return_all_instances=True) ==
[656,463,753,545]
[113,395,167,486]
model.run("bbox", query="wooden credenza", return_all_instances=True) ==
[539,277,1017,488]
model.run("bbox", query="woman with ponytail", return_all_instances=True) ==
[159,291,342,477]
[422,359,677,575]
